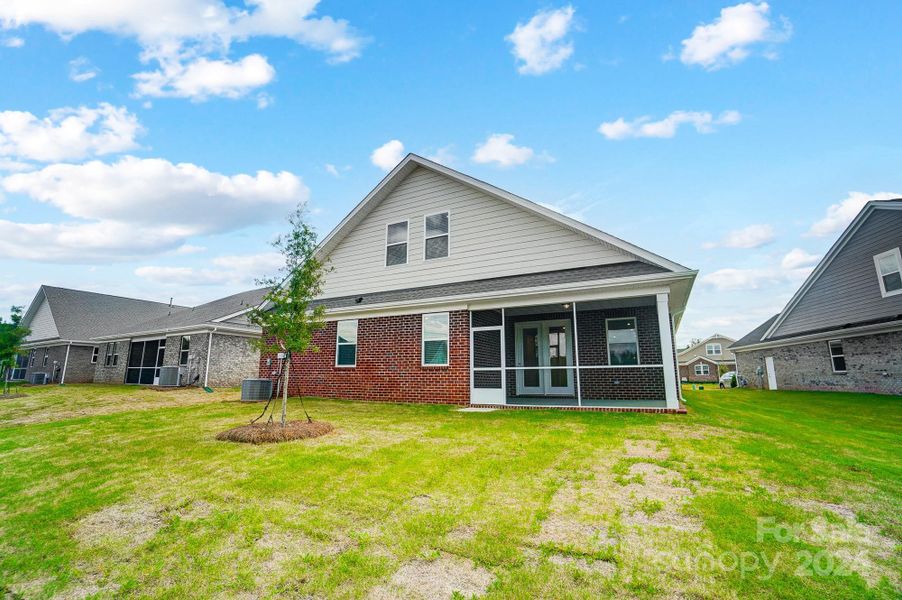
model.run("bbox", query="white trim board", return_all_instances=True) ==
[732,319,902,352]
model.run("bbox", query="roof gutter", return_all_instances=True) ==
[90,323,261,342]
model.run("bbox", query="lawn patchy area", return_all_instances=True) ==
[0,385,899,599]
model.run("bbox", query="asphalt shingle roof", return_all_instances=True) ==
[40,286,190,341]
[729,315,779,349]
[312,261,669,310]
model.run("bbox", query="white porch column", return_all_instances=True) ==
[656,293,680,409]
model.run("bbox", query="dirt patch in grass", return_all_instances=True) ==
[0,393,26,400]
[617,462,701,532]
[368,552,494,599]
[547,552,616,576]
[624,439,670,460]
[75,501,163,548]
[789,498,899,588]
[659,423,732,440]
[216,420,334,444]
[533,512,615,551]
[445,525,476,544]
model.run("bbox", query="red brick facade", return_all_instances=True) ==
[268,310,470,405]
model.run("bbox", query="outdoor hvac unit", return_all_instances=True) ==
[158,366,181,387]
[241,378,273,402]
[31,373,49,385]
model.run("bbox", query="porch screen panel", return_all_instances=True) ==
[474,371,502,389]
[471,309,502,328]
[472,327,502,390]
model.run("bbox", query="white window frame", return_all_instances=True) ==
[385,220,409,267]
[42,349,48,367]
[422,312,450,367]
[29,350,35,367]
[335,319,358,367]
[605,317,640,366]
[873,247,902,298]
[91,346,99,364]
[695,363,710,376]
[423,210,450,261]
[705,343,722,356]
[179,336,191,366]
[828,339,846,373]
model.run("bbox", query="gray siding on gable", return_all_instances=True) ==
[25,297,59,342]
[322,167,636,298]
[677,336,736,364]
[774,209,902,337]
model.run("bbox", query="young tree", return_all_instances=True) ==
[247,206,328,426]
[0,306,30,395]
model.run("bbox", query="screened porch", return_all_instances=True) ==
[469,294,680,410]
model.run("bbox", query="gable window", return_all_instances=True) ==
[335,320,358,367]
[873,248,902,297]
[91,346,99,364]
[422,312,450,366]
[179,336,191,366]
[705,343,722,356]
[828,340,846,373]
[385,221,409,266]
[607,318,639,365]
[424,212,450,260]
[695,363,710,376]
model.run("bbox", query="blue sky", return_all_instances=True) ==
[1,1,901,344]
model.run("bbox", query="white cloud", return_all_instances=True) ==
[426,145,456,165]
[2,36,24,47]
[323,163,350,178]
[700,265,812,291]
[0,0,365,100]
[679,2,792,70]
[506,5,575,75]
[806,191,901,237]
[703,223,774,249]
[68,56,99,82]
[0,103,143,162]
[0,156,307,263]
[255,92,273,109]
[370,139,405,171]
[174,244,207,255]
[599,110,741,140]
[472,133,550,167]
[780,248,820,270]
[135,251,282,286]
[133,53,275,100]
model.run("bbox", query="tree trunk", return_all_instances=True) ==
[281,354,289,426]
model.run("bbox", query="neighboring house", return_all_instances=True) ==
[16,286,268,387]
[267,154,697,411]
[731,198,902,395]
[677,334,737,383]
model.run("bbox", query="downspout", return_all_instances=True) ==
[60,343,71,385]
[203,327,218,387]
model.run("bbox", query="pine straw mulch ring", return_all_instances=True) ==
[216,420,334,444]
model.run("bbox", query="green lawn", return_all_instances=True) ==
[0,384,899,599]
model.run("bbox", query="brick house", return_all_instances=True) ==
[13,286,267,387]
[265,154,697,411]
[677,334,737,383]
[732,198,902,394]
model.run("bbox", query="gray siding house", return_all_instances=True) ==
[677,334,737,383]
[731,199,902,394]
[16,286,268,387]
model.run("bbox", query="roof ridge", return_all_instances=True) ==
[42,285,191,309]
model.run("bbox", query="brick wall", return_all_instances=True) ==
[62,345,99,383]
[22,344,68,383]
[93,341,129,383]
[679,358,719,383]
[208,334,260,387]
[272,310,470,404]
[735,330,902,395]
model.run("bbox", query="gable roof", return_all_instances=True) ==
[315,154,690,273]
[730,315,780,349]
[676,333,736,358]
[22,285,187,343]
[681,355,721,366]
[761,198,902,340]
[103,287,270,338]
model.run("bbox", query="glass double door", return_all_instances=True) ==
[126,339,166,385]
[514,320,574,396]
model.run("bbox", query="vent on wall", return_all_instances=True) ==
[159,366,181,387]
[241,378,273,402]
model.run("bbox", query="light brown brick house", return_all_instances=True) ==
[677,334,737,383]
